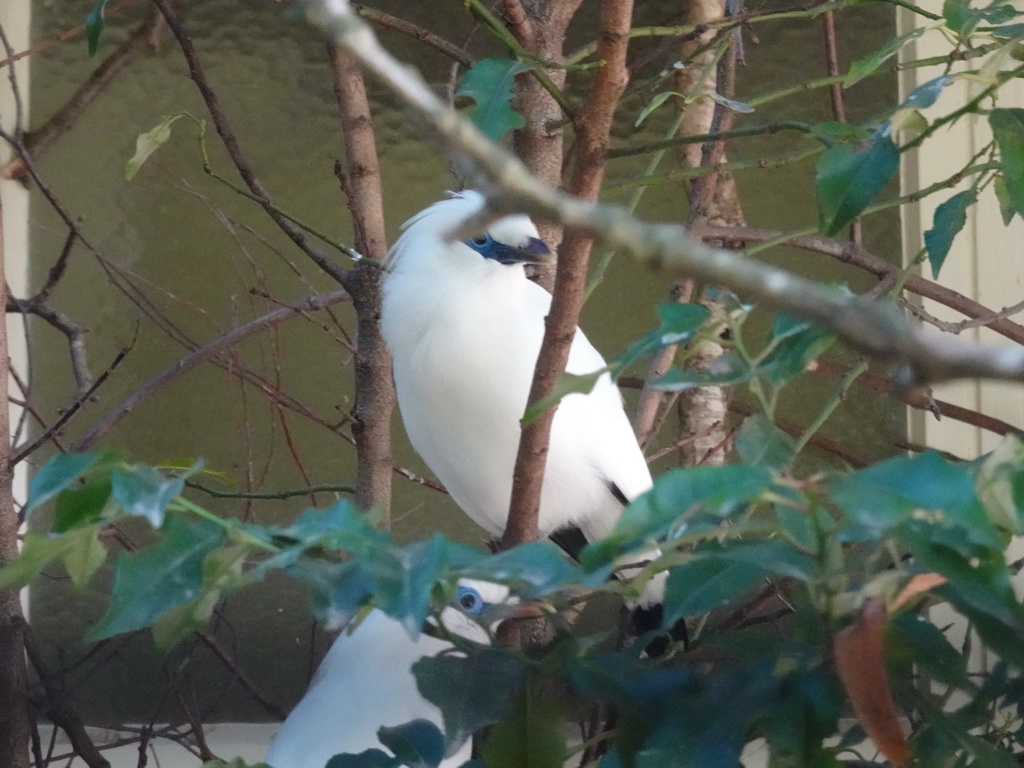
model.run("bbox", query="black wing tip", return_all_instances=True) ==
[549,524,589,561]
[631,604,689,657]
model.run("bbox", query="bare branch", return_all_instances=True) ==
[0,0,139,69]
[500,0,536,48]
[23,622,111,768]
[1,9,164,184]
[72,290,349,451]
[354,4,474,67]
[7,296,93,396]
[302,0,1024,387]
[151,0,349,286]
[10,347,131,469]
[696,225,1024,347]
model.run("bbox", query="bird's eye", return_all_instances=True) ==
[456,586,483,614]
[471,234,489,246]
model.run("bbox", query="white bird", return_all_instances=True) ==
[381,191,675,636]
[264,581,509,768]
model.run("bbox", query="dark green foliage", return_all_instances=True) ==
[479,682,567,768]
[926,190,977,278]
[456,59,529,141]
[990,108,1024,220]
[413,648,530,752]
[10,419,1024,767]
[378,720,446,768]
[816,131,899,236]
[734,414,795,473]
[88,515,226,641]
[85,0,110,56]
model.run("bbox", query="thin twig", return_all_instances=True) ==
[72,290,349,451]
[353,4,474,66]
[151,0,350,286]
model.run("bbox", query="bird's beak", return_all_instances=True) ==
[512,237,554,266]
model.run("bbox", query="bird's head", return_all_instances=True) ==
[387,190,552,274]
[437,577,523,643]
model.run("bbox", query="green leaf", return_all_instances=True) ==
[844,27,926,87]
[0,531,82,591]
[461,541,605,597]
[253,500,391,572]
[479,684,566,768]
[635,91,681,127]
[54,472,112,533]
[664,557,766,619]
[414,648,529,752]
[61,526,108,590]
[615,303,711,373]
[816,132,899,236]
[582,466,772,568]
[760,315,836,385]
[378,720,444,768]
[900,75,951,111]
[706,92,753,114]
[890,107,929,137]
[368,536,448,635]
[26,453,101,515]
[809,122,873,143]
[456,59,528,141]
[151,542,249,650]
[831,451,1002,552]
[902,532,1024,630]
[88,516,226,641]
[288,558,375,630]
[990,108,1024,219]
[522,371,603,426]
[664,539,815,622]
[325,750,397,768]
[125,114,186,181]
[85,0,110,56]
[943,0,975,35]
[944,0,1021,36]
[889,612,968,688]
[925,190,977,278]
[994,175,1018,225]
[652,353,755,392]
[976,434,1024,533]
[111,464,187,528]
[735,414,795,472]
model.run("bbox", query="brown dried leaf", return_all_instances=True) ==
[834,598,909,767]
[891,572,947,612]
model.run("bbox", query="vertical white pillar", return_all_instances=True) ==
[0,0,31,620]
[899,1,1024,687]
[899,3,1024,454]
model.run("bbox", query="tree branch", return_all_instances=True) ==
[695,225,1024,347]
[502,0,633,549]
[353,4,474,67]
[307,0,1024,379]
[1,9,164,184]
[72,290,349,451]
[329,44,395,515]
[151,0,349,285]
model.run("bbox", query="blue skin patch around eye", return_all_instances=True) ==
[463,234,550,265]
[456,585,489,616]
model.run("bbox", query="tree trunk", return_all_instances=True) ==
[672,0,745,467]
[510,0,584,290]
